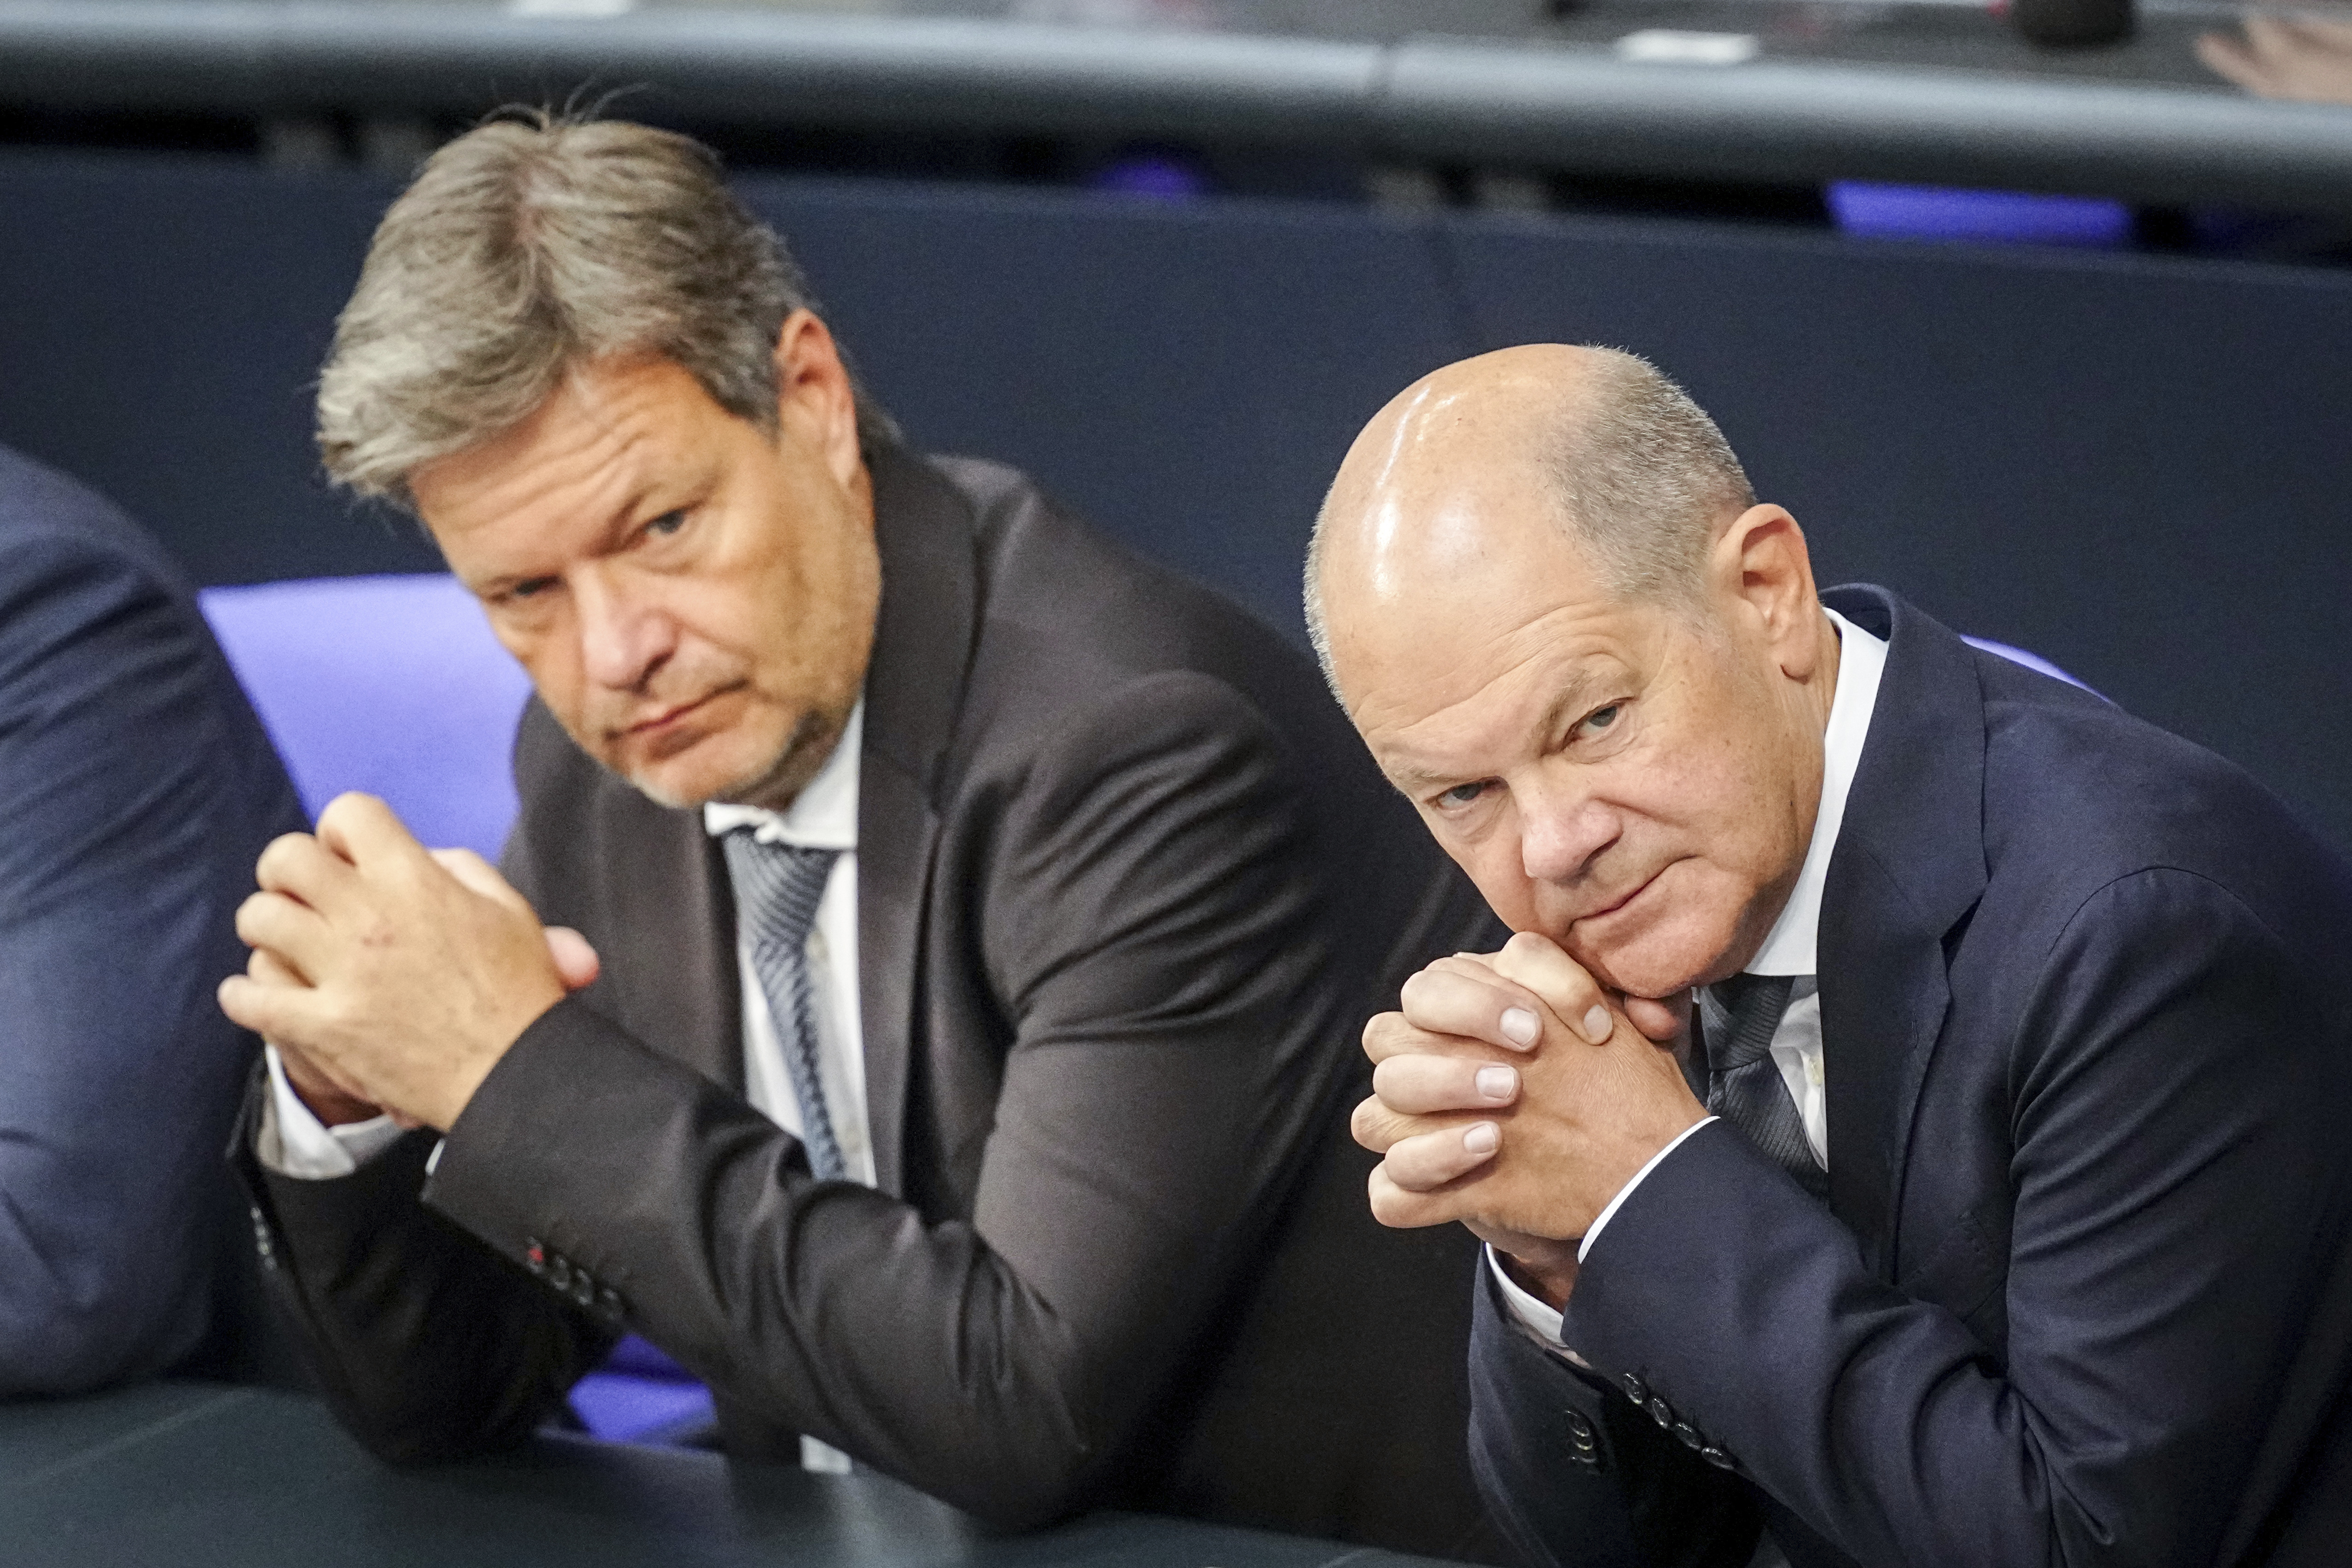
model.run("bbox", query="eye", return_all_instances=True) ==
[505,576,559,602]
[1438,780,1492,810]
[1579,703,1622,735]
[644,509,688,538]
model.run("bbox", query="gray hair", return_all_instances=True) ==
[1541,348,1753,606]
[316,111,896,506]
[1303,347,1753,677]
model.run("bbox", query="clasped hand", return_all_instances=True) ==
[1351,932,1706,1304]
[217,793,596,1132]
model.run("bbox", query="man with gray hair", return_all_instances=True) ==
[221,114,1500,1556]
[1314,344,2352,1565]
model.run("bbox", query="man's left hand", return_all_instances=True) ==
[1353,932,1705,1252]
[218,792,568,1132]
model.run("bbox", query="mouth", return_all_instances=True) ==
[624,697,710,737]
[1574,868,1661,926]
[620,682,737,736]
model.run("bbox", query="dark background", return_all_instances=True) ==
[1,147,2346,851]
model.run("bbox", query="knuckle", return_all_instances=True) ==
[255,833,309,881]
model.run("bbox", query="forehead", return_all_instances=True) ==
[1327,482,1616,700]
[410,359,721,561]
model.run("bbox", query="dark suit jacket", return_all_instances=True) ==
[0,443,305,1394]
[1469,586,2352,1568]
[242,448,1503,1556]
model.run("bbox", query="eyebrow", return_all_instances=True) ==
[470,478,666,601]
[1384,664,1616,795]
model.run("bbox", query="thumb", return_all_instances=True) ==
[544,926,601,991]
[1622,989,1690,1045]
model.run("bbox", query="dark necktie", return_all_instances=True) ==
[1705,972,1827,1199]
[721,833,848,1183]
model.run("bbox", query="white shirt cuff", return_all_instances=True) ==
[257,1044,404,1179]
[1486,1243,1566,1343]
[1577,1115,1718,1263]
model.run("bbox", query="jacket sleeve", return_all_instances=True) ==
[1549,869,2352,1568]
[1468,1263,1762,1568]
[413,670,1372,1527]
[0,528,296,1393]
[236,1110,617,1463]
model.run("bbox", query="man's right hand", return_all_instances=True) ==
[266,847,602,1127]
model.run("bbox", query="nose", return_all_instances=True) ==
[573,570,676,693]
[1514,772,1620,886]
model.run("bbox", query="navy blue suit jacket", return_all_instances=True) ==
[1470,586,2352,1568]
[0,445,303,1393]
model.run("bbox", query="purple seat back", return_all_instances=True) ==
[198,574,530,860]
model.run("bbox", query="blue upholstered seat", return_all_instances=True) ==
[198,574,530,860]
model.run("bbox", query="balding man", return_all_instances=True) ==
[1312,346,2352,1566]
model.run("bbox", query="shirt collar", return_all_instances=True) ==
[701,699,862,852]
[1741,606,1885,977]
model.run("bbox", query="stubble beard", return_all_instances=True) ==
[626,704,845,815]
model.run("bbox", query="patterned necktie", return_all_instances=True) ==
[721,832,848,1183]
[1704,972,1828,1199]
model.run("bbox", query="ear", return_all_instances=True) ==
[770,309,864,490]
[1713,504,1828,680]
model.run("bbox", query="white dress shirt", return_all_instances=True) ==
[258,702,874,1473]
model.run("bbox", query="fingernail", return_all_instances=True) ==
[1583,1004,1613,1043]
[1475,1064,1518,1101]
[1463,1122,1500,1155]
[1500,1007,1540,1046]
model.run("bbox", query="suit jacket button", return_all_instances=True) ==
[1700,1445,1735,1471]
[549,1256,571,1291]
[1673,1422,1702,1450]
[598,1287,624,1323]
[1621,1373,1649,1405]
[1648,1397,1674,1428]
[570,1268,595,1306]
[1566,1411,1595,1440]
[524,1240,547,1276]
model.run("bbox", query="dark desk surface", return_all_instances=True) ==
[0,1381,1470,1568]
[4,0,2352,211]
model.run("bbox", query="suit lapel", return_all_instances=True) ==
[1816,588,1989,1282]
[853,448,979,1199]
[677,830,748,1096]
[570,746,746,1095]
